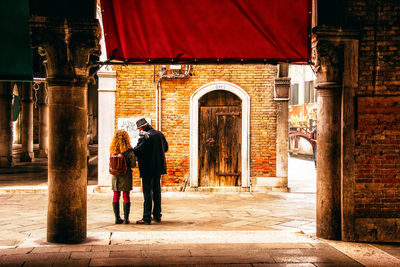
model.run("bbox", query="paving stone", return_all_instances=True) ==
[89,257,151,266]
[70,251,110,259]
[23,260,53,267]
[190,249,271,257]
[31,246,61,253]
[51,259,91,267]
[151,255,275,265]
[0,240,19,247]
[60,245,92,252]
[221,220,253,228]
[373,243,400,260]
[4,252,70,261]
[0,231,29,241]
[313,263,364,267]
[267,248,335,257]
[109,250,142,258]
[271,255,345,263]
[324,240,400,267]
[196,264,252,267]
[253,264,315,267]
[253,244,314,249]
[1,252,70,266]
[142,249,191,257]
[91,244,149,251]
[0,255,25,265]
[0,224,25,231]
[0,263,20,267]
[0,247,33,256]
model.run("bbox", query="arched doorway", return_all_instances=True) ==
[190,82,250,188]
[198,90,241,186]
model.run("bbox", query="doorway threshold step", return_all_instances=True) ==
[185,187,250,192]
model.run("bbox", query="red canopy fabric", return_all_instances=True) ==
[101,0,311,64]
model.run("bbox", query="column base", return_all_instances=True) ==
[253,177,288,192]
[20,152,34,162]
[37,149,48,158]
[0,156,13,168]
[47,233,86,244]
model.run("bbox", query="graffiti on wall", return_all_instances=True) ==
[117,118,152,147]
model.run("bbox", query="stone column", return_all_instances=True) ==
[313,36,343,240]
[14,116,21,144]
[20,82,34,162]
[0,82,13,167]
[316,83,341,239]
[274,63,290,189]
[38,83,49,158]
[30,17,100,243]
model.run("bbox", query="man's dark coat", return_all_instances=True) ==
[133,126,168,178]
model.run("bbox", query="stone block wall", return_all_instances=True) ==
[114,64,277,187]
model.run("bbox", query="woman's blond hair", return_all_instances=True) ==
[110,129,132,154]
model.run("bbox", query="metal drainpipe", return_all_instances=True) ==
[156,65,192,131]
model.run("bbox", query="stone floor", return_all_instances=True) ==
[1,146,400,266]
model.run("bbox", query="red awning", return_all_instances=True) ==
[101,0,311,64]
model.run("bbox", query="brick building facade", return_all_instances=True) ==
[113,64,279,189]
[346,1,400,239]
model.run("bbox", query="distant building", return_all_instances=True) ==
[288,65,317,157]
[98,63,287,191]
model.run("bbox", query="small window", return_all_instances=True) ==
[313,80,317,103]
[304,81,311,104]
[290,83,299,105]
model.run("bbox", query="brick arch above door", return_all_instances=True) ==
[190,81,250,188]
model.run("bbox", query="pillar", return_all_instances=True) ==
[20,82,34,162]
[14,115,21,144]
[274,63,290,188]
[30,17,100,243]
[312,35,343,240]
[38,83,49,158]
[13,84,22,145]
[97,69,116,186]
[316,83,341,239]
[0,82,13,167]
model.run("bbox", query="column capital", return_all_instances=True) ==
[29,16,100,86]
[274,77,290,101]
[312,38,343,86]
[311,27,360,88]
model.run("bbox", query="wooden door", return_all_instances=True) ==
[198,91,241,187]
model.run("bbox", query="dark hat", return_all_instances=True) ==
[136,118,149,128]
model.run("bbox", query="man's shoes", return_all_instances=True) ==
[136,219,151,225]
[152,217,161,222]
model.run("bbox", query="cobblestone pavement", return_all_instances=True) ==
[0,192,316,245]
[1,191,400,266]
[1,150,400,266]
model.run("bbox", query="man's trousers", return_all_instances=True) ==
[141,175,161,222]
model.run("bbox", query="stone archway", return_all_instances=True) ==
[190,81,250,188]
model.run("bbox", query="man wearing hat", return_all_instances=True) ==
[134,118,168,225]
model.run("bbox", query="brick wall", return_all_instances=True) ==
[115,64,278,187]
[346,0,400,218]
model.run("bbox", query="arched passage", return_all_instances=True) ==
[190,81,250,188]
